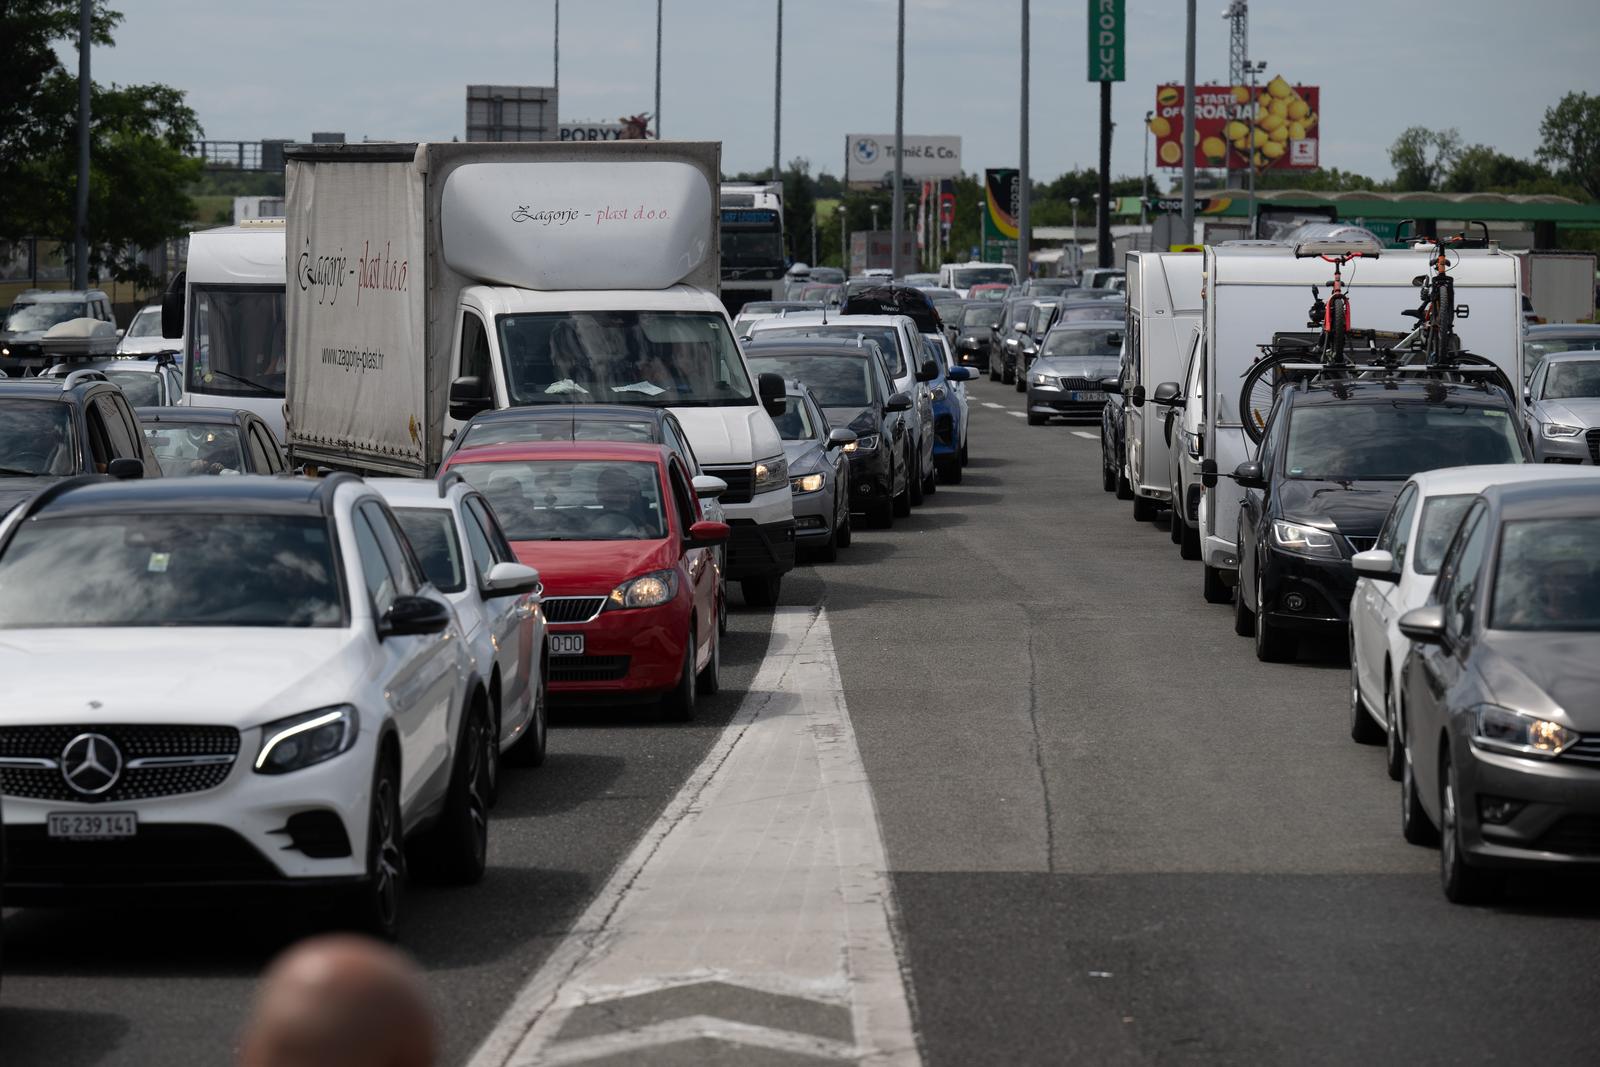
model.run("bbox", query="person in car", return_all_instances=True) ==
[592,465,655,537]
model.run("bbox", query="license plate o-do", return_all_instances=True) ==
[548,633,585,656]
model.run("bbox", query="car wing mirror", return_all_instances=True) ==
[758,371,787,416]
[378,595,452,637]
[1231,460,1266,489]
[448,375,492,422]
[161,270,185,339]
[1152,381,1181,405]
[1130,384,1147,407]
[884,392,913,413]
[1398,604,1447,644]
[1099,376,1121,392]
[692,474,728,499]
[826,428,857,450]
[484,560,540,597]
[108,457,145,480]
[917,359,939,382]
[1351,549,1400,584]
[686,519,731,550]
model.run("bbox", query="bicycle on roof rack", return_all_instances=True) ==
[1236,222,1513,443]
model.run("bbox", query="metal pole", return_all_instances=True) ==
[1018,0,1030,280]
[1181,0,1196,244]
[1142,110,1152,229]
[554,0,559,99]
[891,0,905,278]
[74,0,91,290]
[773,0,782,181]
[1098,81,1112,269]
[1247,62,1262,237]
[1070,198,1079,277]
[840,207,847,268]
[654,0,663,138]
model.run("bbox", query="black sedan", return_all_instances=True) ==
[137,406,287,477]
[954,303,1005,370]
[1396,478,1600,903]
[1233,378,1526,662]
[1025,324,1122,425]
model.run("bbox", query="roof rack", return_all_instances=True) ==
[437,469,469,497]
[60,369,109,389]
[309,470,362,510]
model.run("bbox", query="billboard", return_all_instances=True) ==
[845,135,962,186]
[1087,0,1125,82]
[1150,78,1319,170]
[466,85,557,142]
[982,168,1019,265]
[559,122,625,141]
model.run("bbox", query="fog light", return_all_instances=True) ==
[1284,592,1307,612]
[796,515,825,530]
[856,483,874,496]
[1478,796,1525,825]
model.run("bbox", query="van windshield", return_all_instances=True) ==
[497,311,754,407]
[187,285,285,398]
[951,267,1016,289]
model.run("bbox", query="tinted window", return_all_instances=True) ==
[459,310,491,384]
[460,415,660,449]
[1443,505,1490,640]
[142,423,245,476]
[352,511,399,615]
[770,397,816,441]
[95,396,140,459]
[0,514,342,627]
[455,459,668,541]
[0,400,76,476]
[126,306,163,337]
[1491,516,1600,631]
[961,305,1003,328]
[1283,403,1522,481]
[393,508,466,594]
[748,354,874,408]
[460,505,498,586]
[756,325,907,379]
[3,302,86,331]
[1377,484,1417,561]
[466,496,516,561]
[951,266,1016,288]
[103,370,163,407]
[1043,330,1121,358]
[187,285,285,398]
[1414,494,1475,575]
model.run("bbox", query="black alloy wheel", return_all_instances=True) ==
[506,661,549,768]
[1253,564,1296,663]
[908,443,925,506]
[893,453,913,517]
[697,619,721,695]
[412,696,490,885]
[1400,717,1439,846]
[343,750,405,940]
[1384,679,1404,781]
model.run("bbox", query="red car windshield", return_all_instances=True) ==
[454,459,668,542]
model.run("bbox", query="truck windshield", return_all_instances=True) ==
[951,267,1016,289]
[722,231,786,269]
[187,284,285,398]
[497,311,754,407]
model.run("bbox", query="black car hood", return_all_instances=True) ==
[1273,479,1401,538]
[824,405,879,437]
[1478,633,1600,729]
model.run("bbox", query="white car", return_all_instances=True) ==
[116,304,180,358]
[371,475,548,795]
[0,473,493,937]
[1347,464,1600,779]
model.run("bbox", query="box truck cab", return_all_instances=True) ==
[1121,251,1202,523]
[284,142,795,605]
[160,221,288,440]
[1181,242,1524,604]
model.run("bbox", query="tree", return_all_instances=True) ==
[1389,126,1461,191]
[1538,92,1600,199]
[1445,145,1555,194]
[780,157,816,264]
[0,1,202,285]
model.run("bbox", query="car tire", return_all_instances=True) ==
[1014,375,1026,393]
[960,441,969,466]
[1169,511,1184,544]
[740,575,781,607]
[1349,634,1385,745]
[1027,412,1047,426]
[1101,453,1117,492]
[1202,564,1231,604]
[410,694,491,886]
[893,461,913,517]
[697,620,721,696]
[1384,678,1404,782]
[1400,717,1439,846]
[938,455,963,483]
[1132,495,1158,522]
[815,526,839,563]
[1115,466,1133,501]
[1253,568,1296,663]
[1002,365,1015,385]
[1440,749,1499,905]
[340,746,405,940]
[836,508,853,547]
[484,685,503,805]
[1233,578,1254,636]
[989,361,1001,382]
[1180,518,1202,561]
[665,626,698,722]
[505,660,548,769]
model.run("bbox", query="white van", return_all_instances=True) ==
[1121,252,1203,522]
[938,261,1017,298]
[1170,242,1524,603]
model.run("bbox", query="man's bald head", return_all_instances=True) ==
[239,935,436,1067]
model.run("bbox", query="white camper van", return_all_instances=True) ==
[283,141,796,605]
[161,220,288,439]
[1121,251,1203,522]
[1173,242,1524,603]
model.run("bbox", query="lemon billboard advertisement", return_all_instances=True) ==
[1150,78,1319,170]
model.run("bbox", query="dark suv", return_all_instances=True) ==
[1232,379,1527,662]
[0,371,161,513]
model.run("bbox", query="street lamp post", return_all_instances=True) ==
[1069,196,1080,279]
[654,0,663,138]
[871,204,880,232]
[772,0,782,181]
[1018,0,1031,281]
[891,0,905,278]
[1142,109,1153,230]
[73,0,91,290]
[1246,60,1266,238]
[839,204,848,270]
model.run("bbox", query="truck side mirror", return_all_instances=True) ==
[161,270,185,340]
[449,375,493,421]
[1130,385,1147,407]
[1152,381,1181,405]
[1200,458,1218,489]
[758,371,786,416]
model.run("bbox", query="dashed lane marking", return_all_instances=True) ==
[981,402,1005,410]
[1007,411,1026,418]
[1071,431,1099,440]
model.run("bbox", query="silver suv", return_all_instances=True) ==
[2,289,117,373]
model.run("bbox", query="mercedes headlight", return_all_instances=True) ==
[844,433,879,453]
[255,705,358,774]
[790,472,825,494]
[608,569,679,609]
[1271,519,1341,559]
[1471,704,1578,759]
[753,455,788,492]
[1543,422,1583,439]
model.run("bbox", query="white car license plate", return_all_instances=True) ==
[548,633,585,656]
[48,811,137,839]
[1070,390,1107,402]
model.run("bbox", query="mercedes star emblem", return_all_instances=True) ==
[61,732,124,796]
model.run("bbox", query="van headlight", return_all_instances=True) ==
[753,455,789,492]
[255,705,358,774]
[1271,519,1341,559]
[608,569,678,609]
[1471,704,1578,758]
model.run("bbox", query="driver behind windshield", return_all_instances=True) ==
[0,401,75,477]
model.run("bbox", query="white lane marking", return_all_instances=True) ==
[1071,431,1099,440]
[1007,410,1026,418]
[468,607,920,1067]
[981,401,1005,410]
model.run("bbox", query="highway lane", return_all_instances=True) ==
[827,379,1600,1065]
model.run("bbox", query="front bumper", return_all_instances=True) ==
[1452,731,1600,870]
[724,517,796,579]
[546,599,689,696]
[1027,383,1107,418]
[790,484,836,543]
[2,729,381,895]
[1535,432,1595,464]
[1259,544,1359,635]
[848,446,892,510]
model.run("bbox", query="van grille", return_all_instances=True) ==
[703,464,754,504]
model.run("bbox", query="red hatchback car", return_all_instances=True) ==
[442,441,729,719]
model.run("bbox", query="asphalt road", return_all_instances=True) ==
[5,379,1600,1065]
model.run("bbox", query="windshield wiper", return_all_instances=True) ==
[202,368,277,395]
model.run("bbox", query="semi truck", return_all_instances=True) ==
[282,140,796,604]
[1516,251,1597,324]
[718,181,786,314]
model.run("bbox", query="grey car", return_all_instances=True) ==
[1396,478,1600,903]
[39,355,184,408]
[1026,323,1123,425]
[770,380,855,562]
[1523,350,1600,463]
[1523,323,1600,383]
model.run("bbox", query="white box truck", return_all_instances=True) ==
[283,141,796,604]
[1122,251,1203,522]
[1518,251,1597,324]
[1182,243,1524,603]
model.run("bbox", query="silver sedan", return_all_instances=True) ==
[1523,351,1600,464]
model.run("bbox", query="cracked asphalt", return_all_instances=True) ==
[5,381,1600,1065]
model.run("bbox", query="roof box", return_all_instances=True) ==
[842,284,943,333]
[40,317,119,357]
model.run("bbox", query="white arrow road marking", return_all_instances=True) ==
[467,607,920,1067]
[1072,431,1099,440]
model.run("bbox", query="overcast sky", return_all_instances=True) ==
[82,0,1599,185]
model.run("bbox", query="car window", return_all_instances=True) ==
[747,354,875,407]
[667,462,699,534]
[1258,394,1289,473]
[352,511,400,617]
[459,310,491,386]
[359,500,420,596]
[1413,493,1476,575]
[1492,516,1600,632]
[455,459,668,542]
[1543,359,1600,400]
[770,397,815,440]
[94,396,139,460]
[245,425,272,472]
[0,399,76,476]
[1283,403,1522,480]
[255,423,285,472]
[1377,483,1418,562]
[104,369,162,407]
[465,495,516,562]
[393,507,466,594]
[1442,502,1489,642]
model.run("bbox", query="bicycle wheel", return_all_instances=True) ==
[1445,352,1513,400]
[1239,350,1314,443]
[1326,297,1349,364]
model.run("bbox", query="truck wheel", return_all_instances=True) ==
[740,575,781,607]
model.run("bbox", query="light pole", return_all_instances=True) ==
[1180,0,1196,244]
[871,204,880,232]
[838,204,848,270]
[654,0,663,138]
[1141,109,1153,229]
[891,0,905,278]
[1018,0,1031,281]
[74,0,91,290]
[553,0,559,99]
[772,0,782,181]
[1092,193,1101,270]
[1069,197,1080,277]
[1245,59,1266,238]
